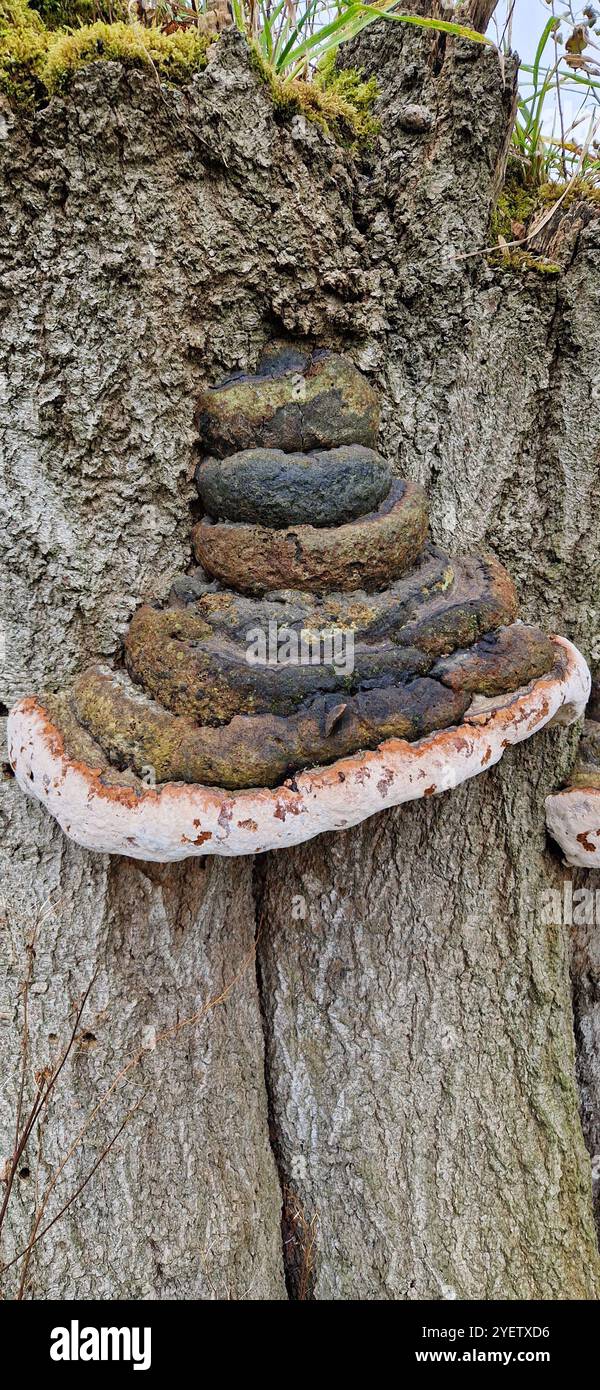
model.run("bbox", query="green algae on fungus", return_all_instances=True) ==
[0,0,210,105]
[71,663,472,790]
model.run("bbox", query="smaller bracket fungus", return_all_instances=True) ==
[192,479,428,594]
[195,446,393,528]
[195,343,381,456]
[545,686,600,866]
[9,342,591,861]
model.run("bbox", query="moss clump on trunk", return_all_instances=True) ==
[0,0,378,144]
[490,157,600,275]
[28,0,129,26]
[249,44,380,147]
[487,248,561,276]
[0,0,210,105]
[491,160,539,241]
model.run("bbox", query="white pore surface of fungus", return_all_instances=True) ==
[8,636,590,862]
[545,786,600,868]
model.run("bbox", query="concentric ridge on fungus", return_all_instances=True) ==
[195,446,393,528]
[192,478,429,594]
[8,341,590,860]
[195,343,381,456]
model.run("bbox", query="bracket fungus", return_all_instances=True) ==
[9,343,591,861]
[545,681,600,867]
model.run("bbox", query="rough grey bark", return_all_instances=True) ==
[572,864,600,1238]
[253,17,600,1298]
[1,8,599,1298]
[0,824,285,1299]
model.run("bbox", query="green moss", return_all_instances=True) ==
[491,158,600,276]
[489,163,557,276]
[0,0,41,22]
[0,0,210,106]
[1,1,378,138]
[250,43,379,148]
[487,247,561,276]
[494,160,600,235]
[43,20,210,92]
[491,161,539,242]
[0,0,49,104]
[29,0,129,27]
[313,50,380,145]
[538,174,600,211]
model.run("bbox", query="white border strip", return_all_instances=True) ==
[8,636,590,861]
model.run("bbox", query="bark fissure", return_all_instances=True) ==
[253,853,319,1301]
[571,865,600,1241]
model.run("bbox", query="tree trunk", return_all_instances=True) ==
[1,11,599,1299]
[572,863,600,1241]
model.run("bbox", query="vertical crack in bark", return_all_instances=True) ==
[251,855,289,1297]
[572,957,600,1247]
[570,867,600,1250]
[252,854,317,1300]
